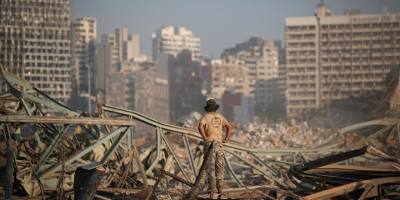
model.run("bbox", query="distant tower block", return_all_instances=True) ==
[152,26,201,61]
[0,0,72,104]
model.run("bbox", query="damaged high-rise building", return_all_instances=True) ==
[221,37,282,119]
[0,0,72,104]
[167,50,206,121]
[71,17,97,113]
[105,62,170,122]
[152,26,201,61]
[95,27,141,104]
[285,2,400,117]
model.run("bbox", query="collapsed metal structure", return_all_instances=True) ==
[0,69,399,199]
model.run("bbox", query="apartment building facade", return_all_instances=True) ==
[152,26,200,61]
[115,27,140,64]
[221,38,280,118]
[106,62,170,122]
[96,28,140,103]
[222,38,280,98]
[285,3,400,117]
[134,66,170,122]
[210,58,251,98]
[71,17,96,112]
[167,50,206,120]
[0,0,72,103]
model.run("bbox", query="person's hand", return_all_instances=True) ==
[222,139,228,143]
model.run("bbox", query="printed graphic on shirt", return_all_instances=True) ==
[211,116,222,128]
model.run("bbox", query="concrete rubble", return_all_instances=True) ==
[0,70,399,199]
[177,112,340,150]
[235,120,339,149]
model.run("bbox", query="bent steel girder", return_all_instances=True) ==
[5,69,397,199]
[0,70,146,197]
[1,115,138,195]
[1,67,80,117]
[288,120,400,199]
[101,104,344,189]
[303,177,400,200]
[339,117,400,161]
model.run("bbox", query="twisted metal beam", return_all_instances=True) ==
[0,69,351,199]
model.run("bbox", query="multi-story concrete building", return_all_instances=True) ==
[96,28,140,103]
[134,65,169,122]
[71,17,96,112]
[96,34,116,99]
[274,40,287,93]
[115,27,140,64]
[97,28,139,76]
[167,50,206,120]
[222,38,280,118]
[210,58,251,98]
[285,2,400,117]
[100,33,119,69]
[105,62,169,122]
[0,0,72,104]
[221,90,254,124]
[222,37,280,97]
[106,70,135,110]
[152,26,201,61]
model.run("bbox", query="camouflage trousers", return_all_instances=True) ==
[200,140,225,192]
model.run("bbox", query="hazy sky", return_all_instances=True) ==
[71,0,400,58]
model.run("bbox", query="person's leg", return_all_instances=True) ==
[186,141,213,198]
[199,141,216,192]
[208,141,216,194]
[215,142,225,194]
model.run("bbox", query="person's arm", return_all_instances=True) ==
[198,122,207,141]
[222,120,233,143]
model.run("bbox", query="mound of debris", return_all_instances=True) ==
[1,70,399,199]
[234,119,339,149]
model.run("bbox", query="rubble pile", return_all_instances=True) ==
[1,71,399,199]
[177,112,202,128]
[234,120,340,149]
[176,112,342,149]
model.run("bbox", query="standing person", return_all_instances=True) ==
[197,98,233,197]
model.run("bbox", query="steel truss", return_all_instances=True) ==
[2,68,397,199]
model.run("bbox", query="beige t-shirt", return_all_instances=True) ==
[199,112,229,141]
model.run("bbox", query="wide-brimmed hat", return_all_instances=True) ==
[204,98,219,112]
